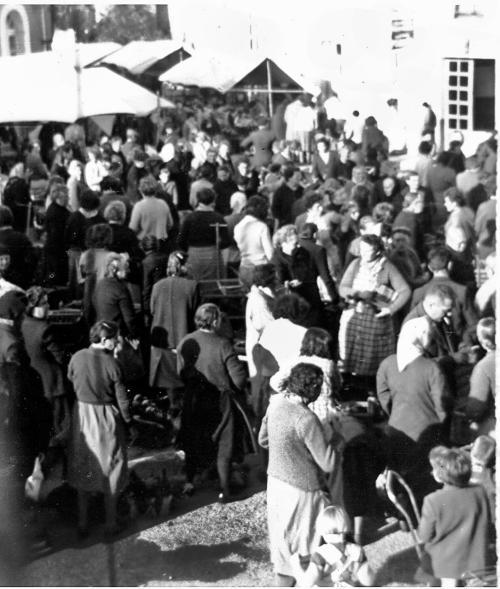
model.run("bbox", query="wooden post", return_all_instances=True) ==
[266,59,273,118]
[210,222,228,281]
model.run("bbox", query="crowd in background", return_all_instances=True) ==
[0,90,496,584]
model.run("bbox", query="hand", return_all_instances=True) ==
[375,307,391,318]
[128,338,140,350]
[289,279,302,288]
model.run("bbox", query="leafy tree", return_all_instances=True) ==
[93,5,169,44]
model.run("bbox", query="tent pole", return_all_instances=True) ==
[266,59,273,118]
[75,41,82,121]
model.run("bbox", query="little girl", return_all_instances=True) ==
[290,506,375,587]
[418,446,492,586]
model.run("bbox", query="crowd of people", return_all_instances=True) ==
[0,91,496,584]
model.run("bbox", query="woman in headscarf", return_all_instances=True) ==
[338,234,410,389]
[376,316,452,499]
[223,191,247,279]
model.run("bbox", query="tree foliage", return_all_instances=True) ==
[93,5,166,44]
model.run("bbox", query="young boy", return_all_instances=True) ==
[418,446,493,586]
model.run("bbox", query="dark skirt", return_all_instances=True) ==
[177,378,235,480]
[187,246,223,281]
[340,305,395,376]
[68,401,128,495]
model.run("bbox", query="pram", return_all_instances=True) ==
[376,436,497,587]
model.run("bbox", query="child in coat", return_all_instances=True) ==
[418,446,493,586]
[290,505,375,587]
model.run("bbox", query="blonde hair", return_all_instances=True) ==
[317,505,349,538]
[272,224,297,249]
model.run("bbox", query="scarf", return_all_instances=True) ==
[352,255,386,293]
[396,316,432,371]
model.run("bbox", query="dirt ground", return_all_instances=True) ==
[20,454,424,587]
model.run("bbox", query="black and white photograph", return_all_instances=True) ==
[0,0,497,585]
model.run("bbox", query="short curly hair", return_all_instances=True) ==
[272,224,297,249]
[283,362,323,403]
[429,446,471,487]
[104,200,127,224]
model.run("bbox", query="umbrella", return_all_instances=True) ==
[0,52,173,123]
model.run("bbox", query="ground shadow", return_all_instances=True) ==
[374,544,422,586]
[114,536,269,585]
[36,453,266,556]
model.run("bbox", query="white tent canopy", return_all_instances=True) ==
[0,52,173,123]
[95,40,190,75]
[159,51,259,92]
[76,42,122,67]
[159,51,327,116]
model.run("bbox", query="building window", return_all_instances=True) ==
[0,6,31,56]
[445,58,495,133]
[473,59,495,131]
[445,59,472,133]
[6,10,25,55]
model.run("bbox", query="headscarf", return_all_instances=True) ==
[352,255,386,293]
[9,163,24,178]
[159,143,175,163]
[396,316,432,372]
[230,191,247,214]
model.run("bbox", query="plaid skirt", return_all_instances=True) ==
[339,304,395,376]
[187,246,223,281]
